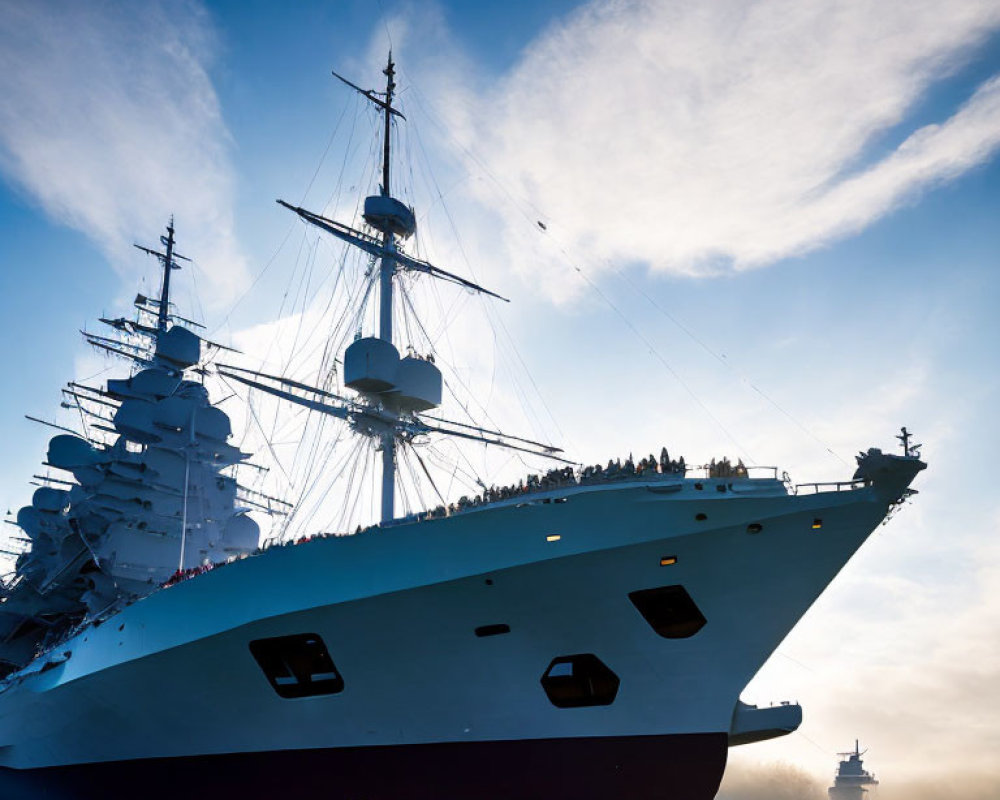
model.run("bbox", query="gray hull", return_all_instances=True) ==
[0,471,912,797]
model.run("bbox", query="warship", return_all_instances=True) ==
[828,741,879,799]
[0,56,924,799]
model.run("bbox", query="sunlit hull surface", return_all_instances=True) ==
[0,471,913,799]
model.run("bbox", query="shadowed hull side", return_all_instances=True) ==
[0,732,728,800]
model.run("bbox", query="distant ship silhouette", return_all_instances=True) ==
[829,740,879,799]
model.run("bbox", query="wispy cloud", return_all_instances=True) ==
[719,758,1000,799]
[0,0,247,304]
[434,0,1000,297]
[717,760,825,800]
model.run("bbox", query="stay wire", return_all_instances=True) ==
[611,264,848,466]
[406,110,565,447]
[569,260,754,464]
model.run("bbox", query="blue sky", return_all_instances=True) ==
[1,1,999,795]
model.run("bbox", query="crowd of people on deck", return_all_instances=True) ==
[158,447,749,590]
[162,563,216,587]
[409,446,692,522]
[706,456,749,479]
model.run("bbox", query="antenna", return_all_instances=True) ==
[134,218,189,333]
[896,425,920,456]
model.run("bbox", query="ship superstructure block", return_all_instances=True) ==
[0,222,260,678]
[363,194,416,238]
[344,336,442,412]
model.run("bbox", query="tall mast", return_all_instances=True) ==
[378,53,397,523]
[158,217,177,333]
[382,53,394,198]
[266,56,533,531]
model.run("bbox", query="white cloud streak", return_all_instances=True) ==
[0,0,248,304]
[451,0,1000,296]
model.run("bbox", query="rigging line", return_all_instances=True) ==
[77,364,115,384]
[407,113,566,446]
[409,84,760,462]
[287,402,332,510]
[425,442,482,497]
[610,264,848,466]
[357,439,375,529]
[265,235,326,447]
[397,445,415,516]
[396,281,506,437]
[323,94,366,216]
[339,437,370,533]
[570,263,754,464]
[299,91,352,206]
[287,429,352,537]
[289,241,353,380]
[307,440,359,531]
[794,729,834,757]
[285,428,349,539]
[217,373,292,486]
[446,430,487,492]
[406,448,429,514]
[255,224,310,374]
[287,247,360,384]
[409,442,446,507]
[406,82,547,237]
[70,389,92,442]
[281,241,351,376]
[209,219,297,337]
[374,0,394,50]
[182,257,209,338]
[280,233,321,377]
[404,445,430,514]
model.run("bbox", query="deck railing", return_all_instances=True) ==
[794,479,868,495]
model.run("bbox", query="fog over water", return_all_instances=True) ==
[720,758,1000,799]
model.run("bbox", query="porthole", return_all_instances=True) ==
[629,585,707,638]
[540,654,620,708]
[695,513,707,521]
[747,523,763,534]
[812,518,823,530]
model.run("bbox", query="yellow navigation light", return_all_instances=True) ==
[660,555,678,566]
[546,534,561,542]
[812,518,823,529]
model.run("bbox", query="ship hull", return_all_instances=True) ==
[0,475,906,797]
[0,732,728,800]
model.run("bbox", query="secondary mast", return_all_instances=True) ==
[134,216,190,335]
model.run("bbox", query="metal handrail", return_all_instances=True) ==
[794,479,868,495]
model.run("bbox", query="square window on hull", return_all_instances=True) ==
[249,633,344,699]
